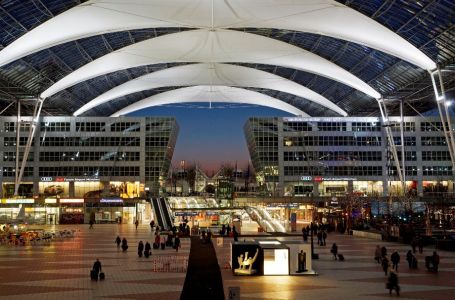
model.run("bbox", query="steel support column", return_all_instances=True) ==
[14,97,44,196]
[430,68,455,172]
[377,98,405,195]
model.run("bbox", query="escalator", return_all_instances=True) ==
[160,197,173,230]
[151,197,165,229]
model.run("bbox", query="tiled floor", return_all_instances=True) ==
[2,225,455,299]
[0,224,189,299]
[215,233,455,300]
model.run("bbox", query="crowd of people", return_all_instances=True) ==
[373,238,441,296]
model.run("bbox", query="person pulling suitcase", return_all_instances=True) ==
[91,259,102,281]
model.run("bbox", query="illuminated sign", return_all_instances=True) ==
[45,198,57,204]
[174,211,199,216]
[300,176,357,182]
[5,198,34,204]
[40,177,99,182]
[59,198,84,203]
[100,198,123,203]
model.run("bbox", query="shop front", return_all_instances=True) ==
[59,198,85,224]
[2,183,34,198]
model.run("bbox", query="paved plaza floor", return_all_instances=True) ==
[1,225,455,299]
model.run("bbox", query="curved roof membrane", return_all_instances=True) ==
[0,0,435,70]
[110,85,309,117]
[74,63,347,117]
[41,29,380,100]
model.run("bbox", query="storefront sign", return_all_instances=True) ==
[174,211,199,216]
[100,198,123,203]
[45,198,57,204]
[40,177,99,182]
[5,198,34,204]
[60,198,84,203]
[300,176,357,182]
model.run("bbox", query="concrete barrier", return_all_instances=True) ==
[352,230,382,240]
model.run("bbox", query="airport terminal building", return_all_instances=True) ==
[245,116,454,200]
[0,116,178,224]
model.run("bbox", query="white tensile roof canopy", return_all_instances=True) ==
[0,0,437,116]
[74,63,347,117]
[110,85,309,117]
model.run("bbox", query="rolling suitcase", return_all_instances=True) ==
[338,254,345,261]
[153,243,159,249]
[99,272,105,280]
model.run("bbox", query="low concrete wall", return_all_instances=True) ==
[352,230,382,240]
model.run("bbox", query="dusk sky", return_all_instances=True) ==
[127,103,292,174]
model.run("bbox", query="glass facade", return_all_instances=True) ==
[245,116,454,198]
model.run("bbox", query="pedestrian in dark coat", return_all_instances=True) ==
[144,242,151,258]
[381,246,387,258]
[418,237,424,254]
[138,241,144,257]
[233,226,239,242]
[331,243,338,260]
[174,236,181,252]
[121,238,128,251]
[322,231,327,246]
[317,231,323,246]
[382,257,389,276]
[391,250,400,271]
[115,236,121,248]
[387,270,400,296]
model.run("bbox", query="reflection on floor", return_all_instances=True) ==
[214,233,455,300]
[0,224,189,299]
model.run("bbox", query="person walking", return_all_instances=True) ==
[226,224,231,237]
[374,245,382,264]
[432,251,440,272]
[144,242,151,258]
[89,219,94,229]
[330,243,338,260]
[135,219,139,230]
[174,236,181,252]
[121,238,128,252]
[317,231,323,246]
[418,237,424,254]
[91,258,102,281]
[381,246,387,258]
[322,231,327,246]
[406,250,415,269]
[138,241,144,257]
[382,256,390,276]
[115,236,121,248]
[233,226,239,242]
[391,250,400,271]
[411,237,417,254]
[303,229,308,243]
[386,269,400,296]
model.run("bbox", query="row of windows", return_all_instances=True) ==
[39,152,141,162]
[421,122,448,132]
[258,152,278,161]
[283,122,312,132]
[38,137,141,147]
[351,122,382,132]
[111,122,141,132]
[317,122,346,131]
[4,122,31,132]
[421,136,447,146]
[3,137,33,146]
[2,167,33,177]
[3,152,34,162]
[390,122,416,132]
[254,136,278,147]
[422,151,451,161]
[283,136,382,147]
[422,166,453,176]
[38,166,140,177]
[389,151,417,161]
[392,136,416,146]
[145,166,162,180]
[145,152,166,161]
[284,166,383,176]
[388,166,418,176]
[76,122,106,132]
[40,122,71,132]
[145,137,170,147]
[284,151,383,161]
